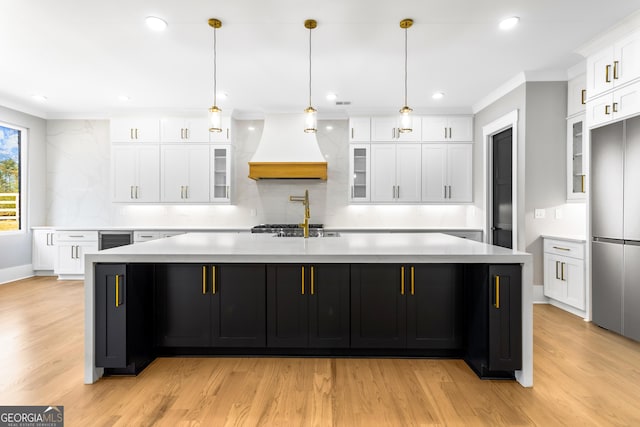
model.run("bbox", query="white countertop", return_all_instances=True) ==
[86,232,530,264]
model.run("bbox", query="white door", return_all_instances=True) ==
[614,80,640,120]
[421,144,447,202]
[136,145,160,202]
[395,144,421,202]
[112,145,138,201]
[447,144,473,202]
[447,117,473,142]
[371,117,399,141]
[32,230,56,270]
[587,47,615,99]
[349,117,371,142]
[162,145,210,202]
[614,31,640,88]
[421,117,449,141]
[370,144,396,202]
[544,254,565,301]
[185,118,212,142]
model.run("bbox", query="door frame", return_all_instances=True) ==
[482,110,519,249]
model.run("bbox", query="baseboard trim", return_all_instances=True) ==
[532,284,548,304]
[0,264,35,285]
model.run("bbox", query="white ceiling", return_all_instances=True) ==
[2,0,640,119]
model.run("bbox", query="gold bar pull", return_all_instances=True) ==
[410,266,415,295]
[606,64,612,83]
[494,275,500,309]
[581,175,586,193]
[301,265,305,295]
[581,89,586,105]
[613,102,619,113]
[202,265,207,294]
[561,262,566,281]
[605,105,611,115]
[310,266,315,295]
[400,266,405,295]
[613,60,619,79]
[212,265,216,294]
[115,275,120,307]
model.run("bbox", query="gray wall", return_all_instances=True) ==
[0,106,47,272]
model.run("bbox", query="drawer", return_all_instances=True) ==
[134,231,161,242]
[543,238,584,259]
[56,230,99,242]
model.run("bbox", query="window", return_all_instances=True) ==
[0,123,21,232]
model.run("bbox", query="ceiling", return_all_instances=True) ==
[2,0,640,119]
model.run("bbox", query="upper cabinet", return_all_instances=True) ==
[160,117,211,143]
[371,116,422,142]
[112,144,160,202]
[111,118,160,142]
[567,115,587,200]
[348,144,371,203]
[349,117,371,142]
[209,117,232,143]
[210,145,232,203]
[421,144,472,203]
[587,80,640,128]
[587,31,640,100]
[421,116,473,142]
[161,145,211,203]
[370,143,422,203]
[567,73,587,118]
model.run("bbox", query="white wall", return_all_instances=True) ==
[45,118,481,229]
[0,105,46,276]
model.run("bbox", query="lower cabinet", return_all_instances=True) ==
[465,264,522,377]
[267,264,350,348]
[350,264,464,350]
[95,263,154,374]
[155,263,266,348]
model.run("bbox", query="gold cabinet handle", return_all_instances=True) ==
[212,265,216,294]
[581,175,586,193]
[561,262,566,281]
[400,266,405,295]
[606,64,612,83]
[494,275,500,309]
[310,265,315,295]
[301,265,305,295]
[613,102,619,113]
[605,105,611,115]
[613,60,619,79]
[410,266,415,295]
[115,275,123,307]
[202,265,207,294]
[581,89,586,105]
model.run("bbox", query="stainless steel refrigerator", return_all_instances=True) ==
[591,116,640,342]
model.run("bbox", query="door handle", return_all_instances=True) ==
[115,275,123,307]
[410,266,415,295]
[351,128,354,139]
[613,60,619,80]
[310,265,315,295]
[605,64,612,83]
[555,261,560,280]
[400,266,405,295]
[212,265,216,294]
[494,275,500,309]
[301,265,305,295]
[561,262,566,281]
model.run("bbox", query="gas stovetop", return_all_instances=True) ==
[251,224,324,237]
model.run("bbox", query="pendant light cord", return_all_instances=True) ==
[213,26,217,106]
[404,26,408,106]
[308,25,312,108]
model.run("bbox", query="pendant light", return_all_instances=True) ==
[208,18,223,133]
[399,18,413,133]
[304,19,317,133]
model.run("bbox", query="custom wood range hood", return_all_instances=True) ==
[248,113,328,180]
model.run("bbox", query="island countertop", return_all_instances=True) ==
[84,232,533,388]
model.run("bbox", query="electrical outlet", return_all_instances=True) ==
[534,209,545,219]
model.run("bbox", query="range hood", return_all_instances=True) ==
[248,113,327,180]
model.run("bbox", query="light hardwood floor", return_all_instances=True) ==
[1,276,639,426]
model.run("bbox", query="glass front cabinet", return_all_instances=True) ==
[567,115,586,200]
[349,144,370,202]
[210,145,231,203]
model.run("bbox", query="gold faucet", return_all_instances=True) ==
[289,189,311,238]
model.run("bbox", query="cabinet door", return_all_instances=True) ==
[447,144,472,202]
[112,144,159,202]
[587,47,615,99]
[32,230,56,270]
[308,264,350,348]
[395,144,421,202]
[543,253,565,301]
[488,265,522,371]
[155,264,212,347]
[613,80,640,121]
[407,264,463,349]
[567,74,587,117]
[567,116,586,200]
[447,117,473,142]
[370,144,396,202]
[161,145,210,202]
[421,117,449,141]
[349,117,370,142]
[351,264,406,348]
[267,264,309,347]
[349,144,370,202]
[614,31,640,88]
[371,117,399,141]
[396,116,421,142]
[564,257,585,311]
[110,118,160,142]
[213,264,266,347]
[185,118,211,142]
[587,93,614,128]
[56,243,90,275]
[160,118,188,142]
[95,264,127,367]
[421,144,447,202]
[209,117,231,142]
[210,146,231,202]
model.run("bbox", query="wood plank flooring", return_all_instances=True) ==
[1,276,639,426]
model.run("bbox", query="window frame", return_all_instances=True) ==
[0,120,27,235]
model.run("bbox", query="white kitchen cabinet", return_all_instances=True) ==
[543,237,586,314]
[110,118,160,142]
[161,144,211,202]
[371,116,421,142]
[421,144,472,203]
[421,116,473,142]
[208,116,232,143]
[161,117,211,142]
[112,144,160,202]
[567,115,587,200]
[55,231,98,278]
[133,231,185,243]
[349,144,371,202]
[32,229,56,271]
[587,30,640,100]
[370,143,421,202]
[588,80,640,128]
[349,117,371,142]
[567,73,587,118]
[210,145,232,202]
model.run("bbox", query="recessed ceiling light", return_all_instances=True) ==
[248,126,255,131]
[118,95,131,102]
[326,125,334,131]
[499,16,520,30]
[31,94,47,102]
[326,92,337,101]
[145,16,168,31]
[432,92,445,100]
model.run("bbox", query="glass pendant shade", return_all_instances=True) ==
[209,105,222,133]
[304,106,317,133]
[398,105,413,133]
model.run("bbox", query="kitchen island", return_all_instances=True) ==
[84,232,533,387]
